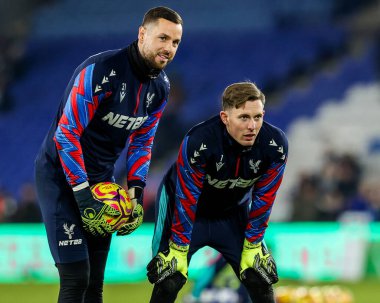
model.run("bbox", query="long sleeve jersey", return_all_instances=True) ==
[169,115,288,246]
[37,44,170,190]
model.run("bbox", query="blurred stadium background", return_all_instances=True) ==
[1,0,380,302]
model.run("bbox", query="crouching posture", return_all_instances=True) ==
[147,81,288,303]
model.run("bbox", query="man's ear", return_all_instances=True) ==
[220,111,228,126]
[138,26,146,42]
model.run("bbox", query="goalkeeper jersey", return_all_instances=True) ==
[168,115,288,246]
[36,43,170,190]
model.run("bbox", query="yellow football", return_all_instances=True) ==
[91,182,132,232]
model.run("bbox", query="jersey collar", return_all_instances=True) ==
[127,40,161,82]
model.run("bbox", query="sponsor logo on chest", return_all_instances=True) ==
[206,175,261,189]
[102,112,148,130]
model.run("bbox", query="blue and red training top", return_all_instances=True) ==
[37,42,170,191]
[168,115,288,246]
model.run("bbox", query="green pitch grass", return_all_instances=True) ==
[0,281,192,303]
[0,279,378,303]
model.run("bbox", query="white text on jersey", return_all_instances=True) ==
[102,112,148,130]
[206,175,261,189]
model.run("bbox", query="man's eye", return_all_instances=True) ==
[160,36,166,41]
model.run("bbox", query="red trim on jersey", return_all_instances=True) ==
[134,83,143,114]
[235,156,241,177]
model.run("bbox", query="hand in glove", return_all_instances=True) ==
[240,239,278,285]
[146,240,189,284]
[73,182,120,237]
[117,187,144,236]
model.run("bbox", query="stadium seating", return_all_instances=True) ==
[0,26,352,194]
[0,0,378,206]
[274,81,380,221]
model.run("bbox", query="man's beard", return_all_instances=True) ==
[144,51,171,70]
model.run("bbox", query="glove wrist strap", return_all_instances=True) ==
[244,239,261,250]
[128,187,143,204]
[169,240,189,253]
[72,184,93,204]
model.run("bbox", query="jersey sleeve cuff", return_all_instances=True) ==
[72,181,90,192]
[127,180,145,191]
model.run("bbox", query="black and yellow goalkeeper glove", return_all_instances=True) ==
[240,239,278,285]
[146,240,189,284]
[117,187,144,236]
[73,183,120,237]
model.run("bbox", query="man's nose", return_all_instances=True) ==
[163,41,174,54]
[248,119,256,130]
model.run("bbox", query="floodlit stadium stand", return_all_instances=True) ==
[0,0,379,223]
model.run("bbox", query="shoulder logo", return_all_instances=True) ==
[102,76,109,84]
[95,85,102,93]
[146,92,155,107]
[189,143,206,166]
[109,69,116,77]
[200,143,207,151]
[216,155,224,172]
[269,139,278,147]
[63,223,75,240]
[120,83,127,103]
[249,159,261,173]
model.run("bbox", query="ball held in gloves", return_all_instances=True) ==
[91,182,133,232]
